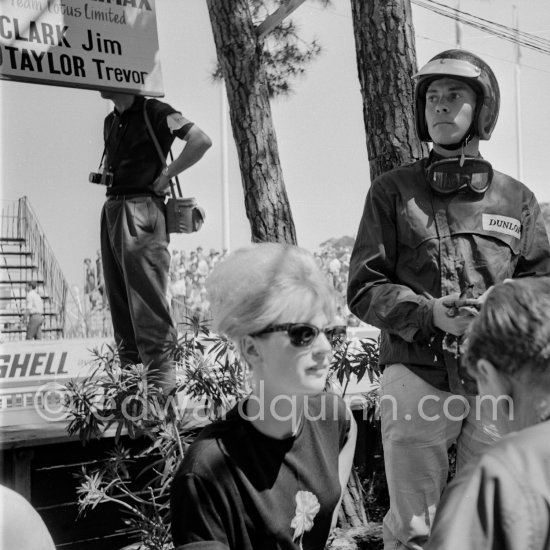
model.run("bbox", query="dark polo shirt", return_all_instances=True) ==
[103,96,192,196]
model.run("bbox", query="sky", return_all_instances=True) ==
[1,0,550,290]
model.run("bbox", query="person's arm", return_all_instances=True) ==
[164,124,212,177]
[153,120,212,196]
[348,180,471,341]
[426,453,549,550]
[22,293,32,323]
[347,180,432,342]
[331,409,357,528]
[170,472,231,550]
[513,194,550,277]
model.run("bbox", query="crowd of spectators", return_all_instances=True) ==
[82,239,361,330]
[82,252,106,312]
[313,242,360,326]
[166,241,360,326]
[168,246,225,325]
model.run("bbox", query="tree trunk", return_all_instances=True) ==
[350,0,429,181]
[339,467,368,528]
[206,0,297,244]
[341,0,428,532]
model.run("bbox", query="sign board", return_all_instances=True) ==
[0,0,164,96]
[0,336,113,427]
[0,336,210,442]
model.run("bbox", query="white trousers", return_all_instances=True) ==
[380,363,500,550]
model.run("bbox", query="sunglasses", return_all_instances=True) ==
[250,323,347,348]
[427,157,493,196]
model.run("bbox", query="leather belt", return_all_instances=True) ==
[107,193,155,201]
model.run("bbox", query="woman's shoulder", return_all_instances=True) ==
[301,393,352,451]
[178,403,247,475]
[303,392,351,433]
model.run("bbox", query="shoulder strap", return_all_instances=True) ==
[143,99,182,198]
[97,116,117,172]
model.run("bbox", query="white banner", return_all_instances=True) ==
[0,336,111,388]
[0,0,164,95]
[0,337,112,429]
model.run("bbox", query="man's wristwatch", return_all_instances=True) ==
[162,166,171,178]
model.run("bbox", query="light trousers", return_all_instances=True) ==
[380,363,500,550]
[26,313,44,340]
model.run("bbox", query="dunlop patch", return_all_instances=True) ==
[482,214,521,239]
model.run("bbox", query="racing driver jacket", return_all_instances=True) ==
[347,157,550,395]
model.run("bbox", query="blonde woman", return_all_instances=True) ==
[171,243,357,550]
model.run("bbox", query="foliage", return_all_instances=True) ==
[212,0,330,98]
[64,316,380,549]
[320,235,356,251]
[540,202,550,239]
[329,336,381,423]
[330,338,380,390]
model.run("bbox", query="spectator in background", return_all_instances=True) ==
[83,258,96,295]
[97,91,211,394]
[171,249,181,269]
[208,248,220,268]
[427,277,550,550]
[170,271,187,322]
[184,273,193,302]
[328,253,342,289]
[84,258,99,310]
[24,281,44,340]
[196,248,209,278]
[96,250,107,309]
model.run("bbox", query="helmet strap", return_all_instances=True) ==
[459,136,471,167]
[435,122,475,154]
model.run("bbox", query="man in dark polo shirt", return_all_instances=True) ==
[98,91,211,394]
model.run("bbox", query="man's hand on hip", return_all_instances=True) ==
[152,174,171,197]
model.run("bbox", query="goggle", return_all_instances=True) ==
[250,323,347,348]
[427,157,493,196]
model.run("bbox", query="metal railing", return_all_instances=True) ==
[0,197,74,339]
[19,197,69,330]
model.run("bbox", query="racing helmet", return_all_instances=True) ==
[413,49,500,143]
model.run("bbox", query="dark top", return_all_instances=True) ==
[347,158,550,394]
[170,393,351,550]
[103,96,193,196]
[427,419,550,549]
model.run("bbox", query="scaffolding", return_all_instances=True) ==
[0,197,91,341]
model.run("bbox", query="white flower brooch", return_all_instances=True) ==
[290,490,320,549]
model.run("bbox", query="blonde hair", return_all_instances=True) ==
[206,243,339,341]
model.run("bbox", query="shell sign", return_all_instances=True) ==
[0,337,112,428]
